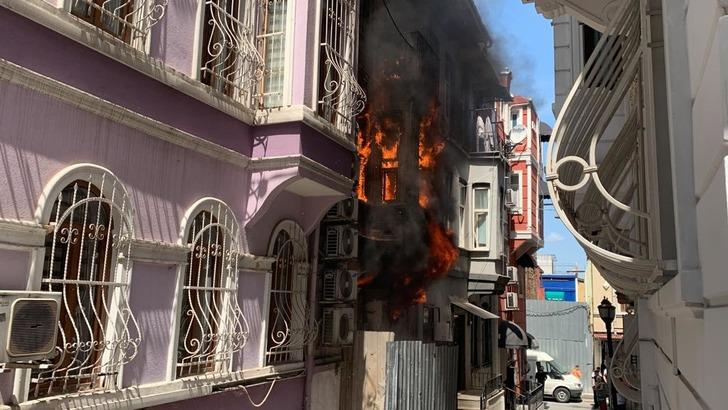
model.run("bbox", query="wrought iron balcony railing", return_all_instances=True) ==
[545,0,661,296]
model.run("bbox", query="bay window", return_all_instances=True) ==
[473,184,490,248]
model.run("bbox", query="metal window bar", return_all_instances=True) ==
[200,0,264,107]
[31,173,140,399]
[317,0,366,136]
[71,0,168,50]
[176,204,247,378]
[256,0,288,108]
[266,221,317,364]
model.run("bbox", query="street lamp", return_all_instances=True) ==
[598,297,617,409]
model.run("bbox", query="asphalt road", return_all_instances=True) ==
[544,399,595,409]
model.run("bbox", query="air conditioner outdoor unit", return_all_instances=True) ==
[505,292,519,311]
[321,307,355,346]
[323,226,358,258]
[325,198,358,220]
[506,266,518,282]
[322,269,357,302]
[0,291,62,364]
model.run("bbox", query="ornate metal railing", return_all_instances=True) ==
[200,0,265,107]
[266,221,317,364]
[478,372,503,408]
[71,0,168,50]
[318,0,366,136]
[176,202,248,378]
[545,0,660,296]
[32,172,140,398]
[610,316,641,403]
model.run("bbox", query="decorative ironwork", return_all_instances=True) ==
[610,317,641,403]
[71,0,168,50]
[545,0,660,295]
[200,0,265,106]
[32,172,140,398]
[176,202,247,377]
[266,221,317,364]
[318,0,366,136]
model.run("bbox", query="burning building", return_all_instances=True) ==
[348,1,518,409]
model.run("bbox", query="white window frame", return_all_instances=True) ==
[510,171,523,213]
[63,0,168,53]
[458,180,467,247]
[169,198,247,380]
[20,163,140,402]
[472,184,490,250]
[264,220,316,365]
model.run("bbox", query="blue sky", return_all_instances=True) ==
[475,0,587,273]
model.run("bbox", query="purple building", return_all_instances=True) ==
[0,0,363,408]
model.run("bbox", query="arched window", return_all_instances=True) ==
[31,168,139,398]
[265,221,316,364]
[175,200,246,378]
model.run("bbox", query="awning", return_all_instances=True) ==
[449,296,499,320]
[527,332,539,349]
[499,320,528,349]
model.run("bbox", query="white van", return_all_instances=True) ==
[526,349,583,403]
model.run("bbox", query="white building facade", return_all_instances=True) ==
[528,0,728,408]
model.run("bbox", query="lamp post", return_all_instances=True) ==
[598,297,617,409]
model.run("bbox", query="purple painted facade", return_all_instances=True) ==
[0,0,355,408]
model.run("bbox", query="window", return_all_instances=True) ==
[582,24,602,67]
[199,0,264,105]
[470,316,493,368]
[32,170,139,398]
[473,184,490,248]
[257,0,289,108]
[266,221,316,364]
[509,173,522,210]
[318,0,366,134]
[459,180,467,245]
[511,111,519,128]
[70,0,167,49]
[175,201,246,378]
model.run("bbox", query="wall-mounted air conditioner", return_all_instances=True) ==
[322,269,357,302]
[505,292,519,311]
[0,291,62,364]
[323,226,358,258]
[325,198,358,220]
[321,307,355,346]
[506,266,518,283]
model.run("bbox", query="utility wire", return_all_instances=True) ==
[526,304,589,317]
[382,0,415,50]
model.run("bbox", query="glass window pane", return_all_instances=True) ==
[474,187,489,209]
[475,213,488,247]
[460,185,467,204]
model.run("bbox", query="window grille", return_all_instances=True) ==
[70,0,168,50]
[266,221,316,364]
[257,0,289,108]
[317,0,366,135]
[32,172,140,398]
[176,202,247,378]
[200,0,264,106]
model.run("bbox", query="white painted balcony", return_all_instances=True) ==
[545,0,661,297]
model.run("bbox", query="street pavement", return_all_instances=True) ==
[544,399,594,409]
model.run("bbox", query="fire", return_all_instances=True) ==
[425,219,459,279]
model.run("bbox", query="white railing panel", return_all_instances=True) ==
[71,0,168,50]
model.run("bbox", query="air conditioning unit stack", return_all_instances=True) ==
[506,266,518,283]
[321,307,354,346]
[322,269,357,302]
[505,292,519,311]
[325,198,358,220]
[0,291,62,364]
[323,226,358,259]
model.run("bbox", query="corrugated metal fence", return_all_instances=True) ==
[525,300,594,393]
[385,341,458,410]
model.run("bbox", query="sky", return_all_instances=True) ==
[475,0,587,273]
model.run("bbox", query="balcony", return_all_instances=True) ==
[545,0,662,297]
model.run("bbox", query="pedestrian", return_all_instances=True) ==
[592,367,604,407]
[571,364,582,378]
[535,363,548,388]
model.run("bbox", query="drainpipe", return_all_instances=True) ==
[303,226,321,410]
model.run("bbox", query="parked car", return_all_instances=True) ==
[526,349,583,403]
